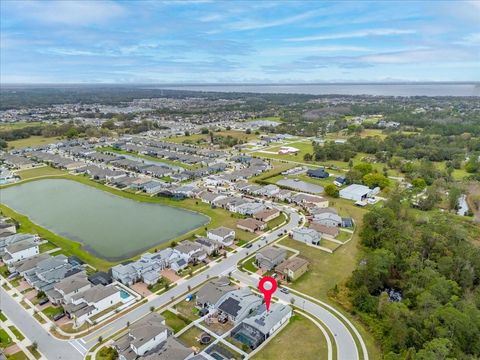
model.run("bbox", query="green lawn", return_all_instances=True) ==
[16,166,66,180]
[160,310,191,333]
[252,314,328,360]
[177,326,207,352]
[8,136,60,150]
[174,299,200,322]
[0,121,44,130]
[27,345,42,360]
[8,326,24,341]
[0,310,7,321]
[266,213,286,230]
[6,351,29,360]
[41,306,64,320]
[0,329,13,347]
[242,257,258,273]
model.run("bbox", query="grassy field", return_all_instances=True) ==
[251,314,328,360]
[0,121,44,130]
[7,136,60,149]
[41,306,64,320]
[0,328,13,348]
[0,174,255,270]
[247,116,283,123]
[6,351,29,360]
[7,326,24,341]
[177,326,207,352]
[160,310,191,333]
[15,166,67,180]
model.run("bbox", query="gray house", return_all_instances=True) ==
[291,228,321,246]
[312,213,342,227]
[255,247,287,271]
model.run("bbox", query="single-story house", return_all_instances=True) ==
[339,184,374,202]
[236,218,266,233]
[309,222,340,237]
[254,208,281,223]
[312,212,343,227]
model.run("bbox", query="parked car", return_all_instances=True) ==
[246,243,253,248]
[7,272,18,279]
[53,312,65,321]
[280,288,290,294]
[38,297,49,306]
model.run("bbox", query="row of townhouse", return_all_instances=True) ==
[111,227,235,286]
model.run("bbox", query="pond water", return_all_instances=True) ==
[0,179,208,261]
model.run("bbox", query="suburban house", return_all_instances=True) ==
[339,184,375,202]
[207,227,235,247]
[65,284,123,327]
[255,247,287,270]
[2,240,39,265]
[275,189,292,201]
[23,255,83,292]
[0,233,38,256]
[234,202,266,216]
[215,287,263,325]
[113,313,174,359]
[254,208,281,222]
[48,272,92,304]
[196,277,236,309]
[194,237,221,255]
[309,222,340,238]
[198,191,226,205]
[142,337,193,360]
[312,212,343,227]
[291,228,321,246]
[306,168,330,179]
[231,303,292,350]
[0,219,16,238]
[275,257,309,281]
[236,218,266,233]
[175,241,206,263]
[292,193,329,208]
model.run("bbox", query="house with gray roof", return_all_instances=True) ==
[215,287,263,325]
[2,239,39,265]
[255,247,287,271]
[207,227,235,246]
[65,284,122,327]
[312,212,342,227]
[196,277,236,309]
[231,303,292,350]
[291,228,321,246]
[113,313,172,360]
[50,272,92,304]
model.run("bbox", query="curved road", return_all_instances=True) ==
[0,207,365,360]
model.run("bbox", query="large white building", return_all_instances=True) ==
[339,184,374,202]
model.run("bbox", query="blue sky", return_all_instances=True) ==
[1,0,479,83]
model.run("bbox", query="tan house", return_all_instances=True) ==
[237,218,266,233]
[275,257,309,281]
[254,208,281,222]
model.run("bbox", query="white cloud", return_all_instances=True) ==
[286,28,416,42]
[456,32,480,46]
[9,0,125,26]
[229,9,321,31]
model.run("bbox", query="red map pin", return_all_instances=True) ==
[258,276,277,311]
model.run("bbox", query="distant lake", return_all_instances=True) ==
[1,179,208,261]
[155,83,479,97]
